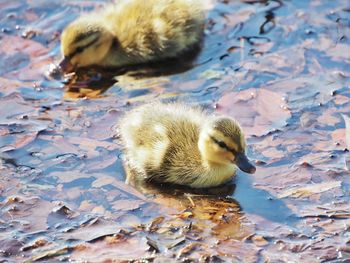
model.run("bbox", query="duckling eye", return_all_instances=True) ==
[75,46,84,54]
[67,46,85,59]
[210,136,238,154]
[217,141,227,149]
[211,136,228,150]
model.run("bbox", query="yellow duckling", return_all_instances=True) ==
[59,0,206,73]
[119,103,256,188]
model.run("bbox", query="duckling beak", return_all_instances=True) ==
[58,56,75,73]
[235,153,256,174]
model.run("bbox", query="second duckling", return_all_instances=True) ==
[60,0,206,73]
[119,103,256,188]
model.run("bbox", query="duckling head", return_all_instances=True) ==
[60,17,114,73]
[199,117,256,174]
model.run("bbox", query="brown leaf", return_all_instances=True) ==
[317,108,341,126]
[0,35,50,81]
[147,216,165,232]
[29,246,69,262]
[85,155,118,172]
[218,239,260,262]
[0,77,35,96]
[91,175,119,188]
[242,46,305,77]
[87,110,121,140]
[38,135,82,156]
[9,131,38,151]
[251,235,269,247]
[112,199,145,212]
[0,238,24,257]
[0,35,47,57]
[255,165,313,193]
[1,196,56,232]
[67,136,119,152]
[0,93,34,123]
[70,236,150,262]
[59,218,122,242]
[22,238,49,252]
[278,181,342,198]
[331,129,346,147]
[178,243,201,256]
[218,88,291,137]
[315,36,350,62]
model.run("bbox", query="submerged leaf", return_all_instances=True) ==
[218,88,291,137]
[278,181,342,198]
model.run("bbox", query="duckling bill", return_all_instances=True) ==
[120,103,256,189]
[59,0,206,73]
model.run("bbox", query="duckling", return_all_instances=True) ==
[59,0,206,73]
[119,103,256,188]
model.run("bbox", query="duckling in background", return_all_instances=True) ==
[119,103,256,188]
[59,0,207,73]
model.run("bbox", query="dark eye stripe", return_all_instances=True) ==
[68,37,99,58]
[210,136,237,155]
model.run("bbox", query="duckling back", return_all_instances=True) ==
[120,103,204,184]
[102,0,206,67]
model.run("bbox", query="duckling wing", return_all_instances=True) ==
[120,103,205,183]
[120,110,170,176]
[157,121,204,185]
[104,0,205,64]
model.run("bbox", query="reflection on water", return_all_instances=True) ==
[129,178,249,239]
[233,172,298,225]
[51,48,202,99]
[129,176,236,198]
[127,166,298,239]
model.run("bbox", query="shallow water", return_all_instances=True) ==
[0,0,350,262]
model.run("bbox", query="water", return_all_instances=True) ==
[0,0,349,262]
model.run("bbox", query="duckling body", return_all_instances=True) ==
[60,0,206,72]
[120,103,256,188]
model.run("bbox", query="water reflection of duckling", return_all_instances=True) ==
[59,0,206,73]
[120,103,256,188]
